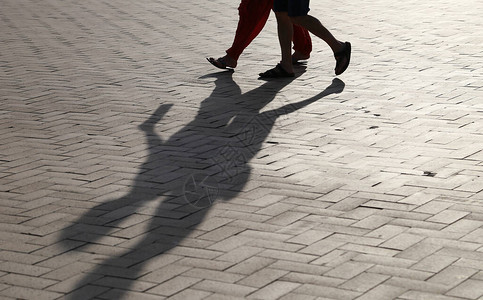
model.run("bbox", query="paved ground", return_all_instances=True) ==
[1,0,482,299]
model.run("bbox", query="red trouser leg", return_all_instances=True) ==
[226,0,312,60]
[226,0,273,61]
[292,24,312,57]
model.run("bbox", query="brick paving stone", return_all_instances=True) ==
[229,219,282,233]
[445,279,483,299]
[406,228,465,241]
[398,192,439,206]
[247,281,301,300]
[165,289,212,300]
[203,294,245,300]
[339,272,390,293]
[453,258,483,270]
[196,217,234,232]
[425,237,481,251]
[460,228,483,244]
[100,272,157,291]
[267,211,310,226]
[0,286,63,300]
[238,268,289,288]
[182,268,244,284]
[256,202,296,217]
[379,233,425,251]
[299,240,346,256]
[396,241,443,261]
[206,235,253,252]
[0,282,9,291]
[279,294,317,300]
[1,0,482,298]
[259,249,318,263]
[165,246,222,260]
[324,261,374,280]
[354,254,415,269]
[281,272,344,287]
[442,219,482,233]
[398,291,462,300]
[366,224,408,240]
[46,273,104,294]
[215,245,263,263]
[239,230,293,242]
[328,197,368,212]
[473,271,483,280]
[177,257,234,271]
[352,215,394,229]
[411,255,459,273]
[276,220,316,236]
[138,264,190,284]
[0,251,46,266]
[0,262,51,277]
[355,284,407,300]
[148,276,202,297]
[427,210,470,224]
[385,277,449,294]
[379,210,433,223]
[226,257,275,275]
[339,244,400,257]
[328,232,384,247]
[270,260,330,276]
[99,289,166,300]
[64,285,111,300]
[293,284,361,300]
[369,265,433,281]
[311,249,358,267]
[192,280,257,298]
[426,265,478,287]
[287,229,332,245]
[0,273,58,290]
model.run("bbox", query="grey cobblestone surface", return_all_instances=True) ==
[1,0,482,299]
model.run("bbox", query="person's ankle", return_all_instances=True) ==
[224,55,237,68]
[334,41,345,53]
[280,61,294,73]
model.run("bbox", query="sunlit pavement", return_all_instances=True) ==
[1,0,482,299]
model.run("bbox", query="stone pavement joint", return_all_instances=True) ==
[1,0,482,299]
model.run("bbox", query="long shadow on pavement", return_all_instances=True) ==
[59,71,345,299]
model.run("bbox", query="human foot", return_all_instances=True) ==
[334,42,351,75]
[206,55,237,69]
[259,63,295,78]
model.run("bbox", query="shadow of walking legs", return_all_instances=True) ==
[60,73,344,299]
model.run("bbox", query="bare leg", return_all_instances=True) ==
[291,15,343,53]
[275,12,295,74]
[291,15,350,75]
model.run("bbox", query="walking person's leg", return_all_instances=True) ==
[260,0,351,77]
[207,0,273,69]
[259,0,297,77]
[276,10,295,75]
[291,13,350,75]
[292,24,311,62]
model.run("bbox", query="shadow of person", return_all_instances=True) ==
[60,71,345,299]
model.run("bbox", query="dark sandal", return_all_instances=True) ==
[206,57,234,70]
[259,63,295,78]
[334,42,351,75]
